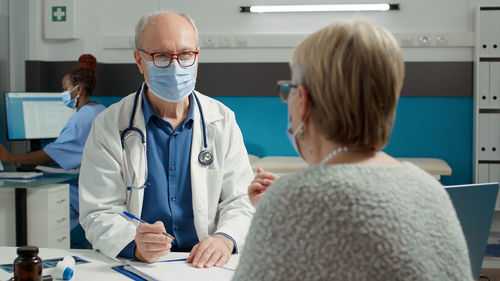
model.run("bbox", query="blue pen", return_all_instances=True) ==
[122,211,175,240]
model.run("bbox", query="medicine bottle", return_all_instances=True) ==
[14,246,42,281]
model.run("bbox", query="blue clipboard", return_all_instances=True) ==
[111,259,188,281]
[111,265,147,281]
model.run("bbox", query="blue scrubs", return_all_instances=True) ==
[43,103,106,232]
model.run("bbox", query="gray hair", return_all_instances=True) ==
[289,58,305,86]
[134,10,199,49]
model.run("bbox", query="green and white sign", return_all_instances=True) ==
[52,6,66,22]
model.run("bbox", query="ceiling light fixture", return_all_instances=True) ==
[240,4,400,13]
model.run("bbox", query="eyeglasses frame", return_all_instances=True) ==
[277,80,298,103]
[138,49,200,68]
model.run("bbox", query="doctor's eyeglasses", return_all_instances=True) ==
[138,49,199,68]
[277,80,298,103]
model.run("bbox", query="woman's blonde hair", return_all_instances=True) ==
[290,21,404,150]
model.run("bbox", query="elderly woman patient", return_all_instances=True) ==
[233,21,472,280]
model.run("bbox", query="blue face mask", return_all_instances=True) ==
[61,85,79,109]
[146,61,196,102]
[286,94,304,156]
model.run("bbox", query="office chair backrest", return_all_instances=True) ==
[445,183,499,279]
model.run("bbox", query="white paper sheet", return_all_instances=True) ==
[127,260,235,281]
[0,172,43,179]
[35,165,80,174]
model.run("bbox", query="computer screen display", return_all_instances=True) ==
[5,92,75,140]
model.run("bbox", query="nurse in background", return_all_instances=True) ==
[0,54,106,248]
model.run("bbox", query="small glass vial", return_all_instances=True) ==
[14,246,42,281]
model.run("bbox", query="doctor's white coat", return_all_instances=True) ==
[79,88,255,258]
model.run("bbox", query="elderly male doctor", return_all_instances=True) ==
[79,11,254,267]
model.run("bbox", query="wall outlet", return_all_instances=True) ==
[435,35,449,46]
[418,35,433,46]
[399,35,416,47]
[235,36,248,47]
[202,35,217,48]
[218,36,234,48]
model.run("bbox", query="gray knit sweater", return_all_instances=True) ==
[233,162,472,281]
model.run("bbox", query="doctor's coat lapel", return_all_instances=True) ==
[190,92,223,241]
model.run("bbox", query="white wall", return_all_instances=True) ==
[8,0,500,90]
[0,0,9,150]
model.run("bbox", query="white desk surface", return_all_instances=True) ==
[0,247,240,281]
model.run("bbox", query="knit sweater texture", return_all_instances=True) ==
[232,162,472,281]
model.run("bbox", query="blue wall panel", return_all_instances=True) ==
[387,97,472,185]
[92,95,473,185]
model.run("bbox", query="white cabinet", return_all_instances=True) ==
[474,7,500,183]
[472,5,500,271]
[0,189,15,246]
[490,63,500,107]
[27,184,70,248]
[478,163,490,183]
[478,62,500,108]
[478,62,490,108]
[0,182,70,248]
[478,10,500,58]
[478,113,500,160]
[478,163,500,210]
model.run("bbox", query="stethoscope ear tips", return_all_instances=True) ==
[198,149,213,166]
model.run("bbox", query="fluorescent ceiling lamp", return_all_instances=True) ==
[240,4,400,13]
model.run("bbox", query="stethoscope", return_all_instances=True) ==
[120,83,213,191]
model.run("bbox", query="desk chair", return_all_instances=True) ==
[445,183,499,279]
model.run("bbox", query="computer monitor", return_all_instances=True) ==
[445,183,499,279]
[5,92,75,140]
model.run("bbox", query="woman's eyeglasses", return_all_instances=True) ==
[277,80,298,102]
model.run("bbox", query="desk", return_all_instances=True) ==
[0,247,240,281]
[0,174,78,246]
[249,155,452,180]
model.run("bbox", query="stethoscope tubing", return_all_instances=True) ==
[121,83,212,192]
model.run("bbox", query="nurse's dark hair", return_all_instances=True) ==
[65,54,98,95]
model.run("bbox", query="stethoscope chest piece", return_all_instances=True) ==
[198,149,214,166]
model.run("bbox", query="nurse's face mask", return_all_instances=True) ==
[61,85,80,109]
[139,49,199,102]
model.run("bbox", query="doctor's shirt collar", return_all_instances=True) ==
[141,89,195,128]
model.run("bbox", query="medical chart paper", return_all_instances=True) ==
[127,260,235,281]
[35,165,80,174]
[0,172,43,180]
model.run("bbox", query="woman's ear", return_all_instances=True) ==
[297,84,313,123]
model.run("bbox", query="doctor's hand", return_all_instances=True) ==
[134,221,173,263]
[0,144,11,162]
[248,168,279,207]
[186,234,234,268]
